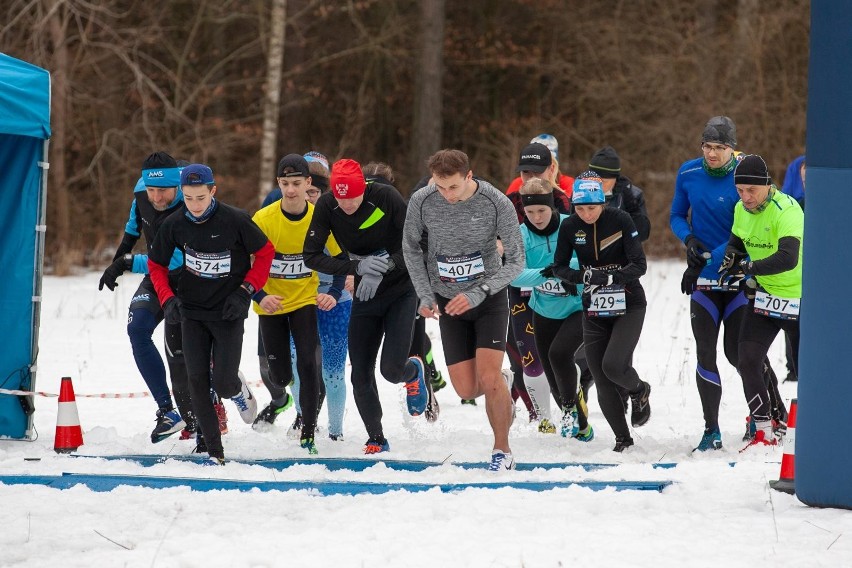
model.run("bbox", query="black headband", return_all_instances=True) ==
[312,175,329,193]
[520,193,555,208]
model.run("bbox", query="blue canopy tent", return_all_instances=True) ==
[0,53,50,439]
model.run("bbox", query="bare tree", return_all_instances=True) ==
[258,0,288,204]
[411,0,445,181]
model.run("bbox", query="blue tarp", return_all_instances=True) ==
[0,53,50,439]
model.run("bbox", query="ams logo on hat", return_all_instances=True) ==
[146,170,164,178]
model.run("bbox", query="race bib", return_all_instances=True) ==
[437,252,485,283]
[754,290,800,321]
[520,286,532,298]
[696,276,738,292]
[535,279,569,297]
[270,253,311,279]
[587,284,626,317]
[185,247,231,279]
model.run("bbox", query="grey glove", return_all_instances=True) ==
[355,272,383,301]
[356,256,390,277]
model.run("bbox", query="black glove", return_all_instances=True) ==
[356,256,389,277]
[740,276,758,300]
[680,265,703,295]
[685,235,711,269]
[718,250,747,282]
[163,297,183,325]
[98,255,132,291]
[564,282,579,297]
[539,265,555,279]
[355,273,383,301]
[222,286,252,320]
[582,269,612,286]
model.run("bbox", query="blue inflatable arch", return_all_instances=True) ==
[796,0,852,509]
[0,53,50,439]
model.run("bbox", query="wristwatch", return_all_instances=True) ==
[478,283,491,296]
[241,281,256,295]
[123,253,133,268]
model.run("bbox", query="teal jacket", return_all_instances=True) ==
[512,213,582,319]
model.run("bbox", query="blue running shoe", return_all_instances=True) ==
[151,408,186,444]
[300,437,318,455]
[203,455,226,466]
[560,405,579,438]
[364,436,390,454]
[405,357,428,416]
[489,451,516,472]
[694,428,723,452]
[574,424,594,442]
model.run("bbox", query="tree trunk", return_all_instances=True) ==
[258,0,287,205]
[410,0,445,188]
[46,0,70,271]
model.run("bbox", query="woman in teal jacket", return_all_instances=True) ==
[511,179,592,441]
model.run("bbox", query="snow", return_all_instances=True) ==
[1,260,850,567]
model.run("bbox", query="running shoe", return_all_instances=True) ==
[613,436,634,453]
[252,393,293,429]
[179,412,197,440]
[405,356,428,416]
[214,401,228,435]
[488,451,516,472]
[574,424,595,442]
[300,437,318,455]
[364,436,390,454]
[231,372,258,424]
[630,381,651,427]
[538,418,556,434]
[150,408,186,444]
[693,427,722,452]
[560,405,579,438]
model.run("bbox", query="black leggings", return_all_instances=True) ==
[182,317,245,458]
[739,307,800,421]
[534,310,587,428]
[259,305,321,439]
[583,308,645,438]
[348,286,418,440]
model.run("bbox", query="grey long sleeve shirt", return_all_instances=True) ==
[403,180,524,308]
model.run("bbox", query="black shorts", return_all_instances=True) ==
[436,288,509,366]
[129,276,162,315]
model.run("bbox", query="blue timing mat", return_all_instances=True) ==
[0,473,672,494]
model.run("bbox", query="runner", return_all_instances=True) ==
[251,154,339,454]
[719,155,803,449]
[303,158,429,454]
[98,152,192,443]
[403,149,525,471]
[511,178,592,442]
[552,174,650,452]
[670,116,786,451]
[148,163,274,464]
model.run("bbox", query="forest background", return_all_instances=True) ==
[0,0,809,273]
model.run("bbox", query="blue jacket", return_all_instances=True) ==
[669,157,740,279]
[512,214,582,319]
[781,155,805,205]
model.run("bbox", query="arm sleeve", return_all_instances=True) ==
[484,196,525,291]
[148,259,174,306]
[402,190,437,307]
[385,188,410,275]
[147,225,177,305]
[726,233,747,255]
[245,240,274,292]
[113,231,139,261]
[612,214,647,284]
[303,195,355,276]
[552,221,583,284]
[750,236,801,276]
[669,172,693,243]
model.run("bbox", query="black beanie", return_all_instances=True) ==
[702,116,737,148]
[734,154,771,186]
[142,151,178,170]
[588,146,621,179]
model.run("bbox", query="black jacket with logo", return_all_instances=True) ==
[552,207,647,310]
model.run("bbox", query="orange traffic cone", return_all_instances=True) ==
[54,376,84,453]
[770,398,797,494]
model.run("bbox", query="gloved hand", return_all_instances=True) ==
[718,250,747,282]
[98,255,132,291]
[680,265,703,295]
[356,256,390,277]
[355,273,383,301]
[582,269,613,286]
[539,265,555,279]
[685,235,711,269]
[740,276,758,300]
[164,297,183,325]
[222,286,252,320]
[564,282,580,297]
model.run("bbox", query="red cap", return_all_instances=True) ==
[330,159,366,199]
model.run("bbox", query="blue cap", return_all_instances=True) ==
[571,177,606,204]
[180,164,215,186]
[530,133,558,162]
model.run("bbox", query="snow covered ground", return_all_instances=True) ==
[1,259,849,568]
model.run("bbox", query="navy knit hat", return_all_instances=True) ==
[734,154,771,186]
[702,116,737,148]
